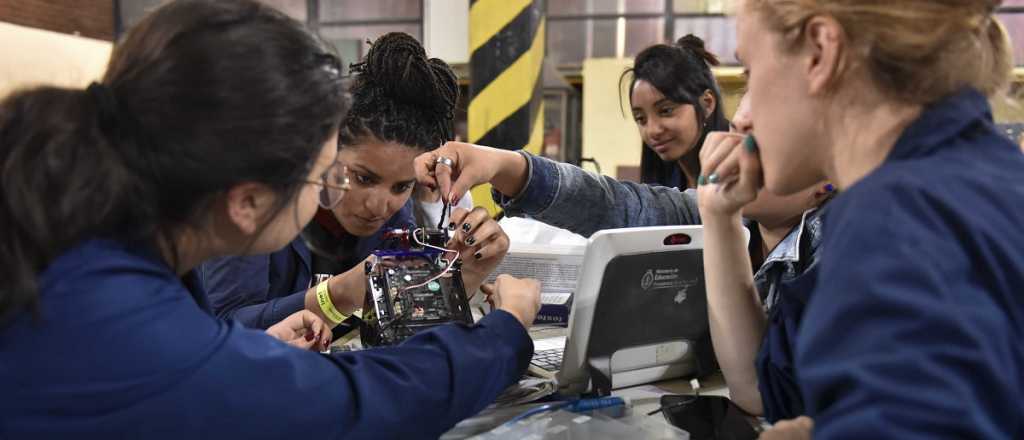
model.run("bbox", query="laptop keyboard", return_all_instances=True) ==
[530,348,564,371]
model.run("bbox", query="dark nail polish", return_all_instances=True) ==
[474,252,482,259]
[697,175,707,186]
[305,331,314,342]
[744,135,759,153]
[462,223,472,232]
[465,236,475,246]
[708,173,720,184]
[448,222,456,231]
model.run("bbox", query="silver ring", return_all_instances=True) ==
[434,156,454,168]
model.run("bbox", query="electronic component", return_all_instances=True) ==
[360,227,473,346]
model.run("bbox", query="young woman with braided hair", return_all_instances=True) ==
[199,32,495,337]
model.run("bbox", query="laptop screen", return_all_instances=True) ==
[587,249,707,358]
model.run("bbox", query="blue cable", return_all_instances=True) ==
[502,397,626,426]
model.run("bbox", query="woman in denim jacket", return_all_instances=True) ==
[414,91,832,422]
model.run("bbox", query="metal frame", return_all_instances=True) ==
[548,13,664,21]
[307,0,319,29]
[308,0,425,41]
[545,0,734,64]
[547,12,726,21]
[319,18,423,27]
[663,0,674,45]
[542,89,572,162]
[531,2,1024,66]
[112,0,1024,52]
[113,0,123,40]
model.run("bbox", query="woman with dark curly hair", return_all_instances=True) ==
[200,32,501,336]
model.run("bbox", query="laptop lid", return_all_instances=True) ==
[556,225,717,395]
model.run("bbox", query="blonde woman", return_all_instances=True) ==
[703,1,1024,438]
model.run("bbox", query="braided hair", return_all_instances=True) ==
[341,32,459,151]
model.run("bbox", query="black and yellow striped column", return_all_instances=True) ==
[468,0,545,215]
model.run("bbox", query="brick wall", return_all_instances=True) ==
[0,0,113,41]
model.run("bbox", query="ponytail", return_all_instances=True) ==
[0,0,347,324]
[0,85,154,324]
[676,34,721,67]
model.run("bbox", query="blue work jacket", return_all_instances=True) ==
[199,203,414,329]
[0,239,532,439]
[797,89,1024,439]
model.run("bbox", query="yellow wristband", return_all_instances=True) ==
[316,280,347,325]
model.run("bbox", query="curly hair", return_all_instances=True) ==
[341,32,459,151]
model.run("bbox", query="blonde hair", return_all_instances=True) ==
[745,0,1013,104]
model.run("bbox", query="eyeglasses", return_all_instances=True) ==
[309,160,350,209]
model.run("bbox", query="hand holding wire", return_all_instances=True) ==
[400,228,460,292]
[443,207,512,299]
[445,207,507,261]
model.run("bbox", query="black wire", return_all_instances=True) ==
[580,157,603,175]
[646,395,697,416]
[647,387,702,417]
[436,200,449,230]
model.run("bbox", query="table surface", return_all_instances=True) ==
[440,325,731,439]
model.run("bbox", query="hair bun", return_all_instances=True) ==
[676,34,720,67]
[355,32,457,115]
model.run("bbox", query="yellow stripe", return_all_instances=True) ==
[524,102,544,155]
[469,0,531,55]
[470,105,542,216]
[470,105,541,217]
[468,18,545,144]
[470,184,500,217]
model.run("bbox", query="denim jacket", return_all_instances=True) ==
[493,152,701,237]
[754,207,826,422]
[756,208,825,311]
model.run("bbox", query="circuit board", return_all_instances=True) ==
[383,261,454,322]
[360,228,472,346]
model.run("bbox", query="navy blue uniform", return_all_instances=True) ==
[199,203,413,329]
[0,239,531,439]
[797,89,1024,438]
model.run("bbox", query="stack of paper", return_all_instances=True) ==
[486,242,585,326]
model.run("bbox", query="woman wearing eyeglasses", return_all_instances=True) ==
[198,32,503,338]
[0,1,539,438]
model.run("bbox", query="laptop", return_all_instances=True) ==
[528,225,720,396]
